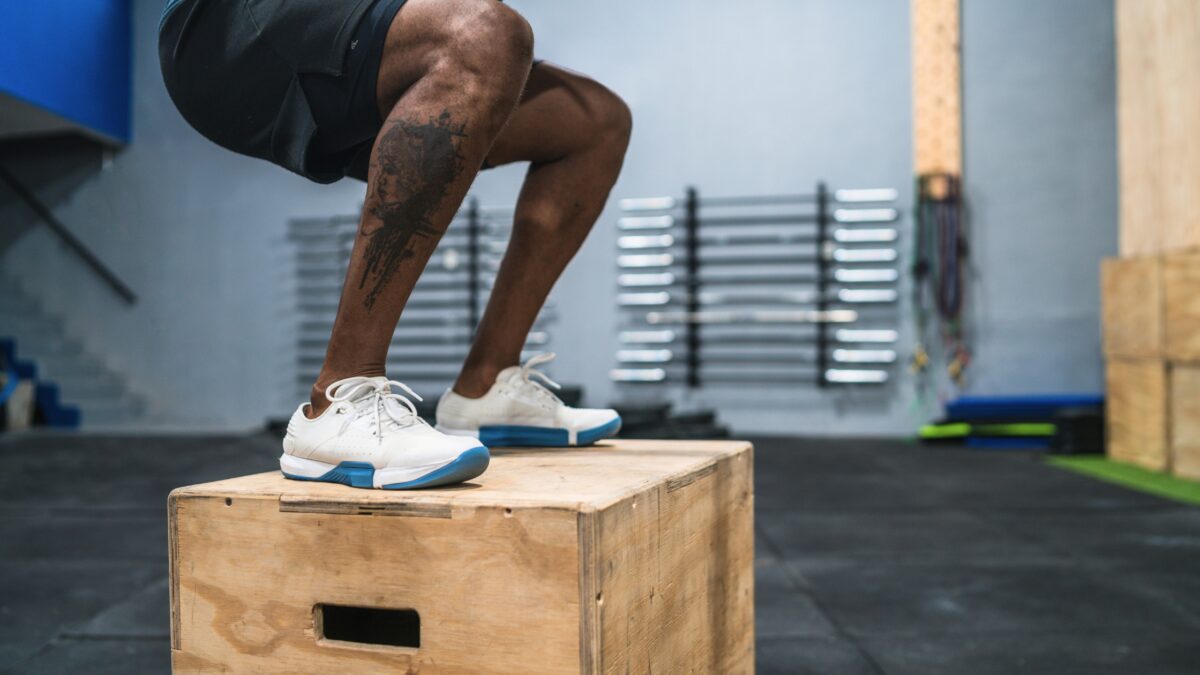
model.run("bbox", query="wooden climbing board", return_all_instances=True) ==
[912,0,962,177]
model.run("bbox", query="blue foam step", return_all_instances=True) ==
[0,337,81,428]
[35,383,81,429]
[0,338,38,379]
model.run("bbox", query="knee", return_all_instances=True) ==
[584,84,632,151]
[441,1,534,89]
[600,90,633,146]
[481,3,535,68]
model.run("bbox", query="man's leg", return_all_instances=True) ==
[309,0,534,416]
[451,63,633,397]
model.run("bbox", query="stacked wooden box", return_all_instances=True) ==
[1102,257,1200,478]
[1106,0,1200,479]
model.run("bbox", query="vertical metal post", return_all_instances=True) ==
[466,198,481,332]
[815,182,830,387]
[684,186,701,389]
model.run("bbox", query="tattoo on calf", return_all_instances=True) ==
[359,110,468,310]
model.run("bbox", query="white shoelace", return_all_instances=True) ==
[511,352,563,408]
[325,377,425,442]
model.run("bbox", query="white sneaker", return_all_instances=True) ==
[281,376,488,489]
[436,353,621,447]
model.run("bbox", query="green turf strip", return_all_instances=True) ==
[920,422,1056,439]
[1047,456,1200,507]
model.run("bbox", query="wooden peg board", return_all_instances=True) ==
[912,0,962,177]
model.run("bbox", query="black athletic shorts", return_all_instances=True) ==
[159,0,406,183]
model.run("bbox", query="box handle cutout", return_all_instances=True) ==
[316,604,420,648]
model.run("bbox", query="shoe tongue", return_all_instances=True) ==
[341,377,388,403]
[380,395,417,423]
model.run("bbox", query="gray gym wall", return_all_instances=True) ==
[0,0,1115,433]
[961,0,1117,398]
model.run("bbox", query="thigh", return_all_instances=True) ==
[348,0,498,181]
[344,0,531,181]
[484,62,625,167]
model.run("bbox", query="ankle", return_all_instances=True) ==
[307,386,331,419]
[307,367,385,418]
[453,362,508,399]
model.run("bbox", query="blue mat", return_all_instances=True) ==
[945,395,1103,422]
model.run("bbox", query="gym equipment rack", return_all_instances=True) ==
[612,184,901,390]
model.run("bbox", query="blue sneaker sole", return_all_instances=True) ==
[281,446,490,490]
[478,416,622,447]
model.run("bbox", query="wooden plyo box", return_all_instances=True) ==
[1116,0,1200,257]
[1106,358,1170,472]
[168,440,754,674]
[1163,253,1200,361]
[1101,257,1163,358]
[1171,364,1200,481]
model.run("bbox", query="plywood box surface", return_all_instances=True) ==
[1171,365,1200,481]
[1101,257,1163,358]
[1163,254,1200,361]
[1107,358,1169,472]
[169,440,754,674]
[1117,0,1200,256]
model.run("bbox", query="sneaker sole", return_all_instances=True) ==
[440,417,622,447]
[279,446,490,489]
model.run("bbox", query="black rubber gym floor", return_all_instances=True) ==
[0,433,1197,673]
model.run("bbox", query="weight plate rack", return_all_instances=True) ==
[611,184,900,390]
